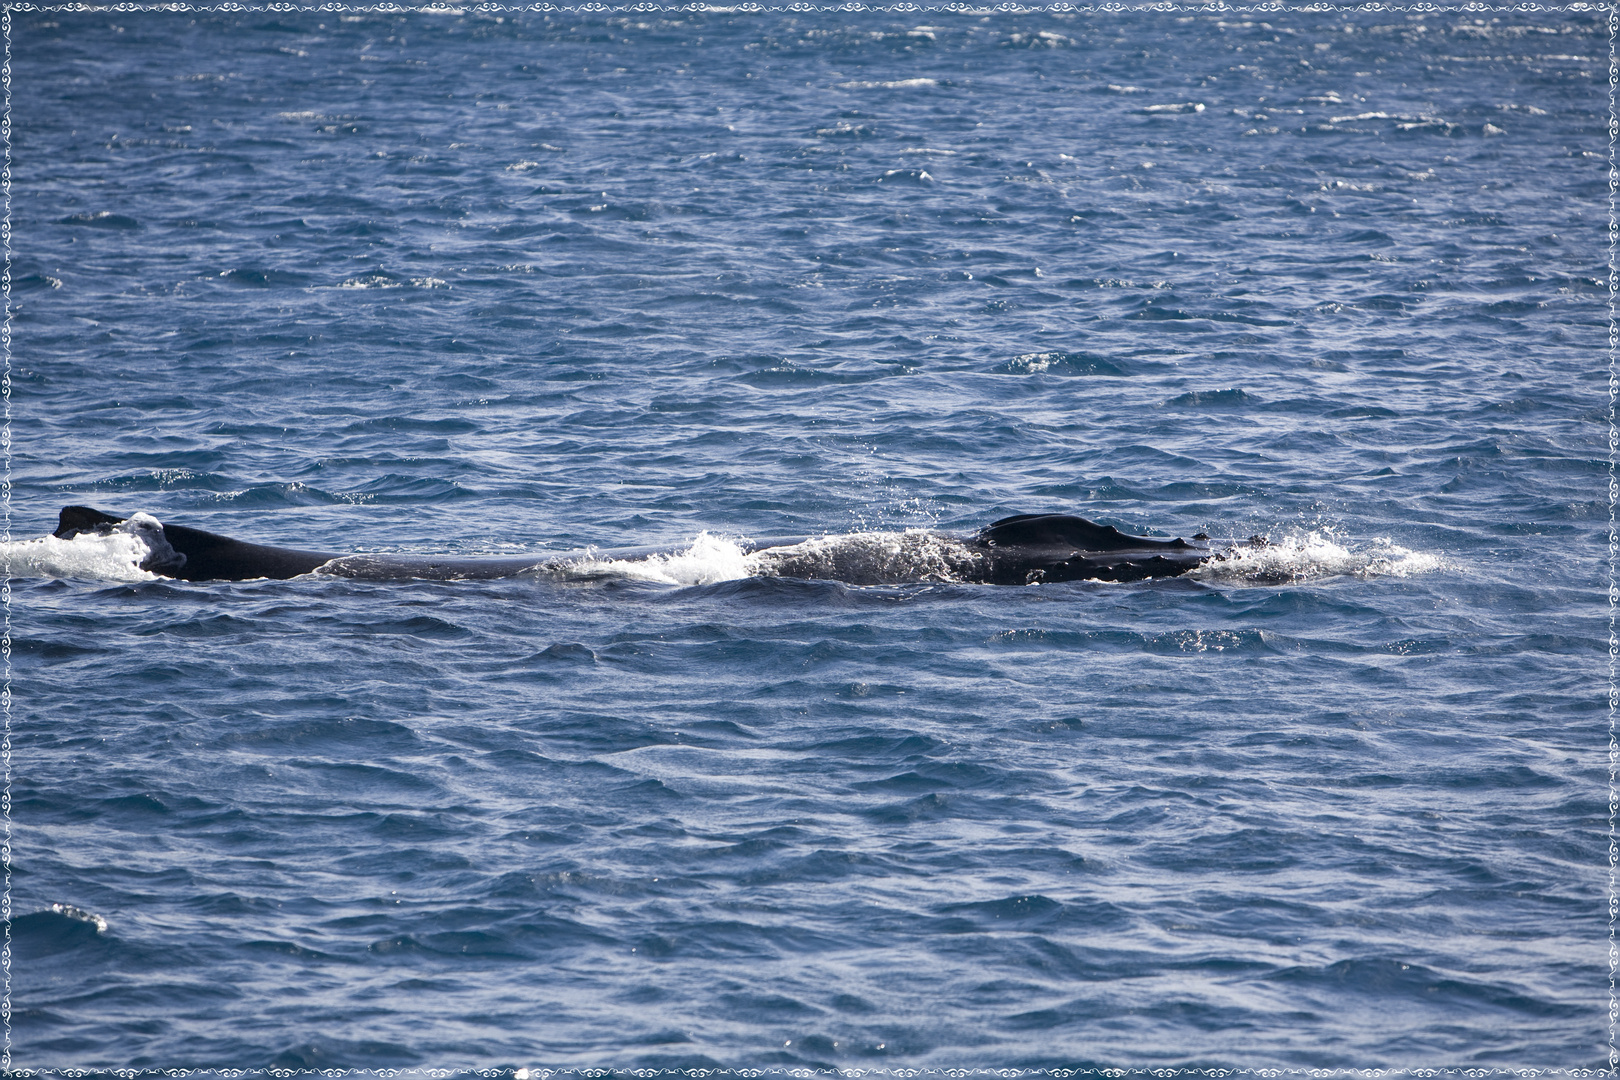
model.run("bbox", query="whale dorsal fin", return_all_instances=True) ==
[978,513,1187,552]
[55,505,126,539]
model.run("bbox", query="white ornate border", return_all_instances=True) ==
[5,1070,1616,1079]
[1609,0,1620,1068]
[1,2,1608,1076]
[2,3,14,1073]
[0,2,1612,12]
[1609,0,1620,1074]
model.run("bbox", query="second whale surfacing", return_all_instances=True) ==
[52,505,1226,586]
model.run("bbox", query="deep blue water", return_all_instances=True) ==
[6,4,1607,1070]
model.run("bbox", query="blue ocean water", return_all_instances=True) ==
[6,4,1606,1070]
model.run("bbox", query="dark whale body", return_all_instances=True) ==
[53,505,1216,585]
[970,513,1210,585]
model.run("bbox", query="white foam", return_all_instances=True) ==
[337,274,404,290]
[49,902,108,933]
[556,528,984,587]
[1192,530,1445,585]
[566,531,753,586]
[479,527,1446,589]
[836,78,938,90]
[1,512,169,582]
[1006,351,1059,373]
[1328,110,1455,132]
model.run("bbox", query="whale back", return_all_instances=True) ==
[54,505,126,539]
[55,505,338,581]
[976,513,1190,552]
[154,523,339,581]
[48,505,1210,584]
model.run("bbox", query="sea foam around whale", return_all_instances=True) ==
[1193,531,1447,585]
[0,512,170,582]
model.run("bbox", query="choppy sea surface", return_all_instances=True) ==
[6,5,1606,1070]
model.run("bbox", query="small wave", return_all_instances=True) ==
[338,272,406,290]
[877,169,934,184]
[12,903,111,956]
[45,902,109,934]
[1142,102,1205,114]
[333,272,443,291]
[56,210,140,229]
[1327,110,1458,134]
[1194,531,1444,585]
[0,513,167,582]
[836,78,937,89]
[218,267,311,288]
[811,121,876,138]
[999,351,1126,376]
[1166,388,1255,408]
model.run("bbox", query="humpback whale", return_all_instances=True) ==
[51,505,1222,585]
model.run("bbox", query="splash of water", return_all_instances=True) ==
[0,512,167,582]
[1193,530,1445,585]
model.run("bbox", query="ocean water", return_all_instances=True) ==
[6,4,1606,1070]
